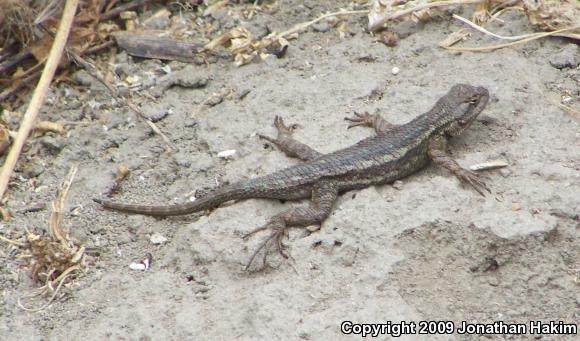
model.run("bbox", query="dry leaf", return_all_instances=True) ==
[439,28,472,47]
[368,0,439,30]
[205,27,251,51]
[34,121,65,134]
[28,35,55,63]
[205,27,290,67]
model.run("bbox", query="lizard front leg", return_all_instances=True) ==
[344,111,397,133]
[244,181,338,270]
[427,134,491,196]
[259,116,322,161]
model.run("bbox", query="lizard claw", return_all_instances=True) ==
[344,111,372,129]
[457,169,491,196]
[243,218,289,271]
[273,115,300,135]
[260,116,301,147]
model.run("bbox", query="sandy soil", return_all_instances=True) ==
[1,1,579,340]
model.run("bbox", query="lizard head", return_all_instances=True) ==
[443,84,490,137]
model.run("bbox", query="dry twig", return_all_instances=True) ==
[368,0,485,32]
[445,24,580,52]
[452,14,535,41]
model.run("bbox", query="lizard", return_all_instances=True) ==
[94,83,491,269]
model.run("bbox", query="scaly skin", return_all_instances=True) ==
[94,84,491,268]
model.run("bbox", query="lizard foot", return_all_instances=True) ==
[457,169,491,196]
[344,111,373,129]
[273,115,300,134]
[243,218,290,271]
[258,116,300,143]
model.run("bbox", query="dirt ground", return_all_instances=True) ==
[1,1,579,340]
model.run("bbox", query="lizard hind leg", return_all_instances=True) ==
[243,181,338,271]
[258,115,322,161]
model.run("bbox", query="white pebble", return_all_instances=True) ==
[150,233,168,245]
[391,66,400,75]
[126,75,141,84]
[129,262,147,270]
[217,149,237,159]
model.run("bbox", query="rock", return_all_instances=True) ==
[217,149,236,159]
[549,44,580,69]
[40,136,66,154]
[141,104,169,122]
[62,87,80,99]
[312,21,331,33]
[210,8,235,30]
[150,233,168,245]
[129,262,147,270]
[152,66,209,97]
[392,180,403,190]
[23,161,44,178]
[173,151,192,168]
[246,22,270,39]
[143,11,170,29]
[303,0,317,9]
[499,168,511,177]
[72,70,96,87]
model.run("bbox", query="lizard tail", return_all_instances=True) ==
[93,181,254,217]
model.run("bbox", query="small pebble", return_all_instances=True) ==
[125,75,141,84]
[306,224,321,232]
[379,31,398,47]
[391,66,400,75]
[511,203,521,211]
[392,180,403,190]
[40,136,66,154]
[548,44,580,69]
[23,161,44,178]
[129,253,153,270]
[499,168,511,177]
[217,149,237,159]
[488,277,500,286]
[312,21,330,33]
[206,94,224,107]
[150,233,168,245]
[129,263,147,270]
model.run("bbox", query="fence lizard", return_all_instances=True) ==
[94,84,491,268]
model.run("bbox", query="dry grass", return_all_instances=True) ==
[1,165,91,311]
